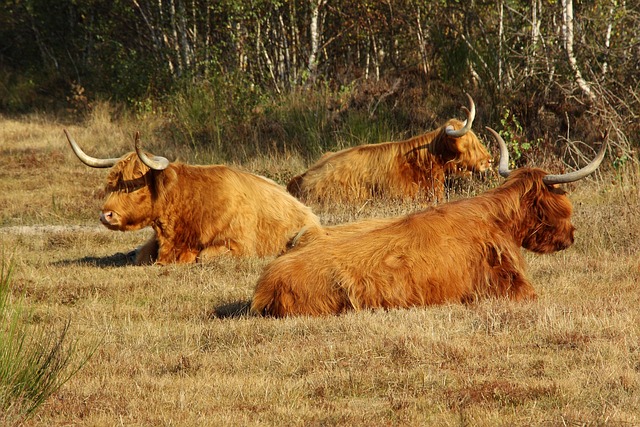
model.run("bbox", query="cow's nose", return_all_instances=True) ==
[100,211,113,225]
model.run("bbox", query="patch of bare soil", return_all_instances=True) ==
[0,225,105,235]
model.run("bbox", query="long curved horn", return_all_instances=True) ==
[445,93,476,137]
[63,129,120,168]
[487,126,608,184]
[134,132,170,171]
[542,140,607,185]
[486,127,511,178]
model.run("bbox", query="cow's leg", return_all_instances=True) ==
[155,241,198,264]
[197,245,233,262]
[485,244,536,301]
[134,236,158,265]
[251,257,349,317]
[506,275,537,301]
[197,239,249,262]
[175,249,199,263]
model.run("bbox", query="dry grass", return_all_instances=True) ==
[1,113,639,426]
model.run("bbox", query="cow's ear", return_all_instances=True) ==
[155,167,178,197]
[547,185,567,195]
[448,135,467,153]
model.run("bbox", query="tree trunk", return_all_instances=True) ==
[528,0,540,77]
[257,20,280,93]
[497,0,504,90]
[602,4,614,77]
[308,0,326,83]
[561,0,596,103]
[414,4,429,76]
[176,0,193,71]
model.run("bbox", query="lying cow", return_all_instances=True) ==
[251,127,606,316]
[64,130,321,264]
[287,94,492,204]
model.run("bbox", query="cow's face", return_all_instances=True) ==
[100,153,155,231]
[442,119,492,175]
[520,174,575,254]
[484,125,605,255]
[64,130,171,231]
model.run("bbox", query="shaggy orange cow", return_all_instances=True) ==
[64,130,321,265]
[287,94,492,204]
[251,128,606,316]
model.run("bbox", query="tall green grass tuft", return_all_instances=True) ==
[257,87,337,158]
[0,255,93,425]
[252,86,414,162]
[164,78,412,163]
[166,73,263,161]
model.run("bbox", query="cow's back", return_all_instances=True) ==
[214,166,321,256]
[162,164,320,258]
[251,195,529,316]
[289,142,407,203]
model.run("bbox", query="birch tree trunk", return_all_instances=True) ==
[528,0,541,77]
[168,0,183,76]
[308,0,326,83]
[176,0,193,71]
[414,4,429,76]
[133,0,177,75]
[497,0,504,90]
[289,1,300,83]
[278,14,291,85]
[370,30,381,81]
[602,4,614,77]
[257,21,280,93]
[561,0,596,103]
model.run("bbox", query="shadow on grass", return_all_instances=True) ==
[210,300,253,319]
[53,250,137,268]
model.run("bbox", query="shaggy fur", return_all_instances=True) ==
[98,153,321,265]
[287,118,492,204]
[252,168,577,317]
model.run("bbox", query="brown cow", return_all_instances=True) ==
[287,94,492,204]
[64,130,321,265]
[251,128,606,316]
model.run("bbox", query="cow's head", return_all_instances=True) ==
[64,130,170,231]
[439,94,492,174]
[408,94,492,175]
[487,127,606,254]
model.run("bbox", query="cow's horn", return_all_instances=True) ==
[134,132,170,171]
[486,127,511,178]
[487,126,607,184]
[445,93,476,137]
[63,129,119,168]
[542,140,607,185]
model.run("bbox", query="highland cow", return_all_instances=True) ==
[287,94,492,204]
[252,128,606,316]
[64,130,321,265]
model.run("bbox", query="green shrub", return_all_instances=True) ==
[164,77,426,163]
[258,87,337,157]
[243,83,408,161]
[0,256,93,424]
[166,73,264,160]
[499,108,542,168]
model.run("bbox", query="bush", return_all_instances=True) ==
[0,256,93,425]
[165,73,264,160]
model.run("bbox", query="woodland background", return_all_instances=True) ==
[1,0,639,165]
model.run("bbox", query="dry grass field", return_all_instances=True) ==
[1,112,639,426]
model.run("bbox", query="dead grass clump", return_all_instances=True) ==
[445,380,560,410]
[468,302,540,335]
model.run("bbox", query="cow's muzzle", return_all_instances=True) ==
[100,211,121,230]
